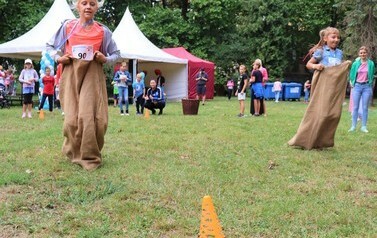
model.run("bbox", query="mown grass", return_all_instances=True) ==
[0,97,376,237]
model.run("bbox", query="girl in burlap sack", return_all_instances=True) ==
[47,0,120,170]
[288,27,351,149]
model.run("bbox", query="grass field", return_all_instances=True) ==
[0,97,376,237]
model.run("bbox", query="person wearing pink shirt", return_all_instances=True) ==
[272,78,282,102]
[226,78,234,100]
[348,46,375,133]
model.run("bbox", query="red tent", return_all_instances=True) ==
[163,47,215,99]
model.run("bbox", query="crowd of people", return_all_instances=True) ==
[1,0,375,170]
[0,65,16,96]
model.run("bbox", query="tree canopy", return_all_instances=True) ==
[0,0,376,85]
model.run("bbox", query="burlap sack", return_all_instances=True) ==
[288,61,351,150]
[60,59,108,170]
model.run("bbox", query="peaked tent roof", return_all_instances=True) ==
[163,47,214,65]
[112,8,186,64]
[0,0,75,60]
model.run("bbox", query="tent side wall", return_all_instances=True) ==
[139,62,188,101]
[188,61,215,100]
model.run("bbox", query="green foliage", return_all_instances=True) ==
[0,0,52,42]
[0,0,376,87]
[138,7,192,48]
[338,0,377,60]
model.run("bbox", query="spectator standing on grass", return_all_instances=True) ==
[304,80,311,103]
[133,73,145,115]
[155,69,165,90]
[348,46,375,133]
[195,67,208,105]
[272,78,282,102]
[235,65,248,118]
[112,80,119,107]
[254,59,268,116]
[226,78,234,100]
[18,59,39,119]
[250,61,264,116]
[5,68,15,95]
[46,0,120,170]
[54,63,63,112]
[38,67,55,112]
[114,62,132,115]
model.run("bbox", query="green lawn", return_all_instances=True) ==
[0,97,376,237]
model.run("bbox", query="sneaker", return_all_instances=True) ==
[22,113,26,118]
[237,113,244,118]
[360,126,368,133]
[348,126,356,132]
[125,113,130,116]
[61,111,65,116]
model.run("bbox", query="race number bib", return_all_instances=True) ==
[72,45,94,61]
[328,57,341,67]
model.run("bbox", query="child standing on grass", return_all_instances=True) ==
[288,27,351,149]
[133,73,145,115]
[272,78,282,102]
[303,80,311,103]
[19,59,39,118]
[38,67,55,112]
[235,65,248,117]
[112,81,119,107]
[5,68,15,96]
[226,78,234,100]
[114,62,132,116]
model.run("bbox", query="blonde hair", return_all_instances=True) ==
[70,0,104,9]
[305,27,340,61]
[254,59,263,67]
[359,46,369,53]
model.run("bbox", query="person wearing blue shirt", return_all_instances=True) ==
[133,73,145,115]
[113,62,132,115]
[144,79,165,115]
[312,44,343,67]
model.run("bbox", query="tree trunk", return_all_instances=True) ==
[162,0,167,8]
[181,0,188,20]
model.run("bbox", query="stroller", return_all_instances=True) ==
[0,85,10,109]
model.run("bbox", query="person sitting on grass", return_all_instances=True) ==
[144,79,165,115]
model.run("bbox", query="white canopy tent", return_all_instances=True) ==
[0,2,188,100]
[113,8,188,100]
[0,0,75,60]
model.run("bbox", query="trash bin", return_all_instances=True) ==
[263,83,275,100]
[182,98,199,115]
[284,82,302,101]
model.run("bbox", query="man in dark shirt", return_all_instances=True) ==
[195,67,208,105]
